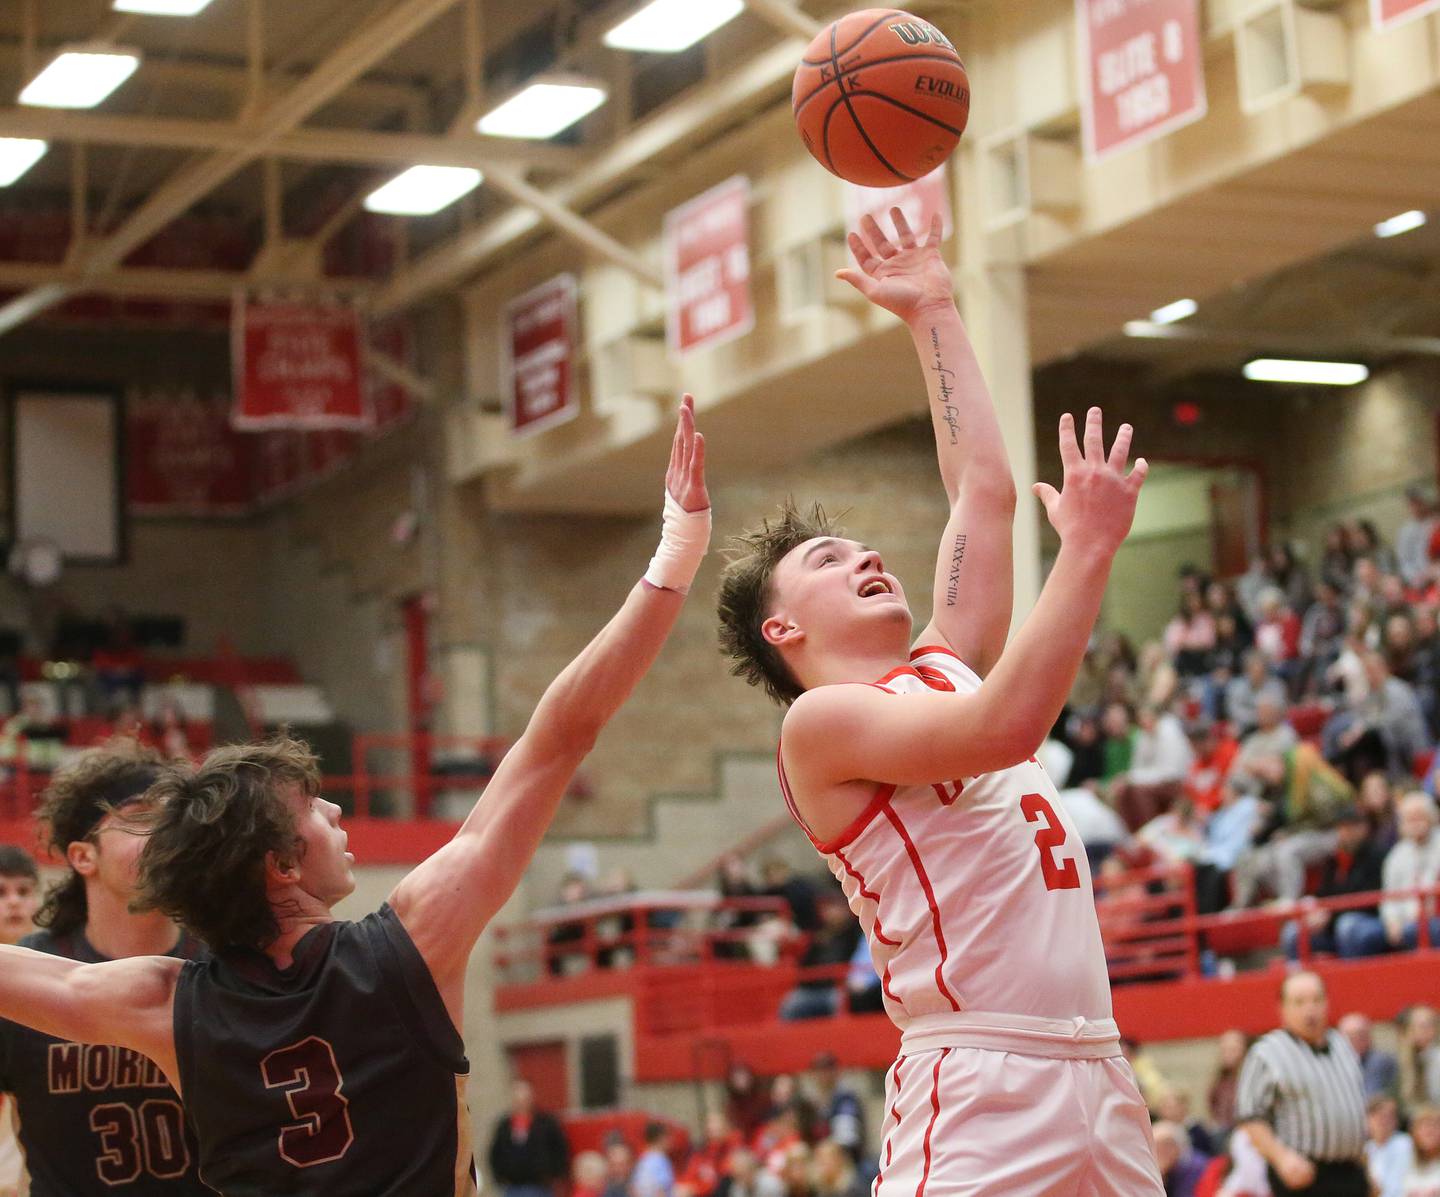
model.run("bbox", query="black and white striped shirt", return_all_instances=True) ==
[1236,1028,1368,1162]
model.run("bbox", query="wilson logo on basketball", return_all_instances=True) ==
[889,21,956,52]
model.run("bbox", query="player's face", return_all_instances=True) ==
[288,786,356,906]
[768,537,911,650]
[89,801,157,900]
[0,874,39,945]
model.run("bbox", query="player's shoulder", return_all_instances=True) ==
[783,683,883,747]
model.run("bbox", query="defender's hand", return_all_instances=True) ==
[666,394,709,513]
[835,208,954,324]
[1032,408,1148,554]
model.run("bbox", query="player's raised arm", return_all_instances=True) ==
[0,946,179,1064]
[784,408,1146,790]
[837,209,1016,676]
[390,397,710,1006]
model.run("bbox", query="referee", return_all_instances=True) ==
[1236,971,1369,1196]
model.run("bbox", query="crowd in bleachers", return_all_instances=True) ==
[1044,502,1440,964]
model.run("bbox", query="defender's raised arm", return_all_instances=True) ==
[390,397,711,1015]
[838,210,1017,675]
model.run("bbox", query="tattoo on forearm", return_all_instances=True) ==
[945,534,968,606]
[929,326,960,446]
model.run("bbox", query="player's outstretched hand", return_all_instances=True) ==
[835,207,954,324]
[666,394,709,513]
[1032,408,1147,554]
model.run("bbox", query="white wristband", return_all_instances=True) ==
[644,490,711,594]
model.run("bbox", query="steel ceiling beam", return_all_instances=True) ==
[0,0,466,338]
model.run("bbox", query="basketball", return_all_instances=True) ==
[792,9,970,188]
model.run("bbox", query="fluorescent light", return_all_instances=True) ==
[0,139,48,186]
[1375,210,1426,239]
[1243,359,1369,386]
[19,47,141,109]
[113,0,215,14]
[364,165,483,215]
[1124,321,1168,338]
[605,0,744,51]
[1149,297,1198,324]
[477,80,607,139]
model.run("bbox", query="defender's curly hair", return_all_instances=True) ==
[716,499,843,707]
[133,737,320,952]
[35,741,164,937]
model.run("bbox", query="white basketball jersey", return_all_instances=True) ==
[778,645,1113,1028]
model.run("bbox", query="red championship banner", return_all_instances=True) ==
[232,298,371,430]
[664,175,754,357]
[128,392,257,516]
[1373,0,1440,27]
[503,274,580,438]
[845,162,952,242]
[1077,0,1207,162]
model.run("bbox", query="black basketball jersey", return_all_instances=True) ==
[173,903,478,1197]
[0,928,212,1196]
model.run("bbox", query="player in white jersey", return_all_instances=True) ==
[717,210,1163,1196]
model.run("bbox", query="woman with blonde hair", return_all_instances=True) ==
[1402,1104,1440,1196]
[811,1140,866,1197]
[1400,1007,1440,1113]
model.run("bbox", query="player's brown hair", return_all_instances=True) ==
[716,499,842,707]
[134,737,321,951]
[35,741,164,937]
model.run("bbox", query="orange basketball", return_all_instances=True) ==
[793,9,970,188]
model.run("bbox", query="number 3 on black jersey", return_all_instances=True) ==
[261,1037,356,1167]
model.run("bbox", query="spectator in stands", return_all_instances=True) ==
[0,691,65,776]
[633,1123,677,1197]
[779,893,860,1020]
[604,1135,637,1197]
[844,935,884,1014]
[725,1063,771,1140]
[1056,779,1130,868]
[753,1105,804,1176]
[1402,1105,1440,1197]
[761,859,820,934]
[1321,525,1355,594]
[713,854,762,961]
[1271,543,1314,619]
[1064,709,1106,788]
[1191,783,1265,914]
[1360,771,1401,855]
[574,1151,610,1197]
[1158,1088,1217,1157]
[678,1112,742,1197]
[1231,744,1354,908]
[1340,1013,1400,1101]
[1111,703,1195,831]
[1281,806,1385,958]
[0,845,39,947]
[547,872,594,976]
[595,867,643,968]
[93,607,145,712]
[1227,653,1290,737]
[488,1080,571,1197]
[811,1141,866,1197]
[807,1054,864,1164]
[766,1076,816,1143]
[1385,614,1421,685]
[1255,590,1303,691]
[717,1150,782,1197]
[1301,581,1350,696]
[1353,521,1400,578]
[1233,695,1299,794]
[1398,1008,1440,1114]
[1236,971,1369,1196]
[1168,592,1219,679]
[153,699,191,759]
[1101,701,1137,781]
[778,1143,813,1197]
[1327,653,1429,780]
[1365,1095,1412,1197]
[1411,606,1440,737]
[1138,641,1182,712]
[1337,792,1440,958]
[1209,1029,1250,1133]
[1154,1120,1212,1197]
[1122,1037,1172,1114]
[1186,719,1241,814]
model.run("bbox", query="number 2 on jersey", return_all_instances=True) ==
[1021,792,1081,891]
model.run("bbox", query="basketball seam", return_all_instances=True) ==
[799,10,906,64]
[842,90,968,139]
[826,20,912,185]
[792,52,967,118]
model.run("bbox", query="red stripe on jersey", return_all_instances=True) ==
[909,644,964,662]
[779,742,897,856]
[834,847,903,1012]
[775,742,823,849]
[883,806,961,1012]
[915,1048,950,1197]
[873,664,925,687]
[876,1054,906,1197]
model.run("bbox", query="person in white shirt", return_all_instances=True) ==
[1366,1095,1413,1197]
[1337,793,1440,957]
[1397,489,1438,592]
[1402,1105,1440,1197]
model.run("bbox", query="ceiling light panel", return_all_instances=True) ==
[1243,359,1369,386]
[365,166,483,216]
[477,81,608,139]
[113,0,215,14]
[0,139,49,187]
[605,0,745,52]
[1374,210,1426,239]
[19,48,141,109]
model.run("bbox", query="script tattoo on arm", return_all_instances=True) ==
[945,533,968,607]
[930,326,960,446]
